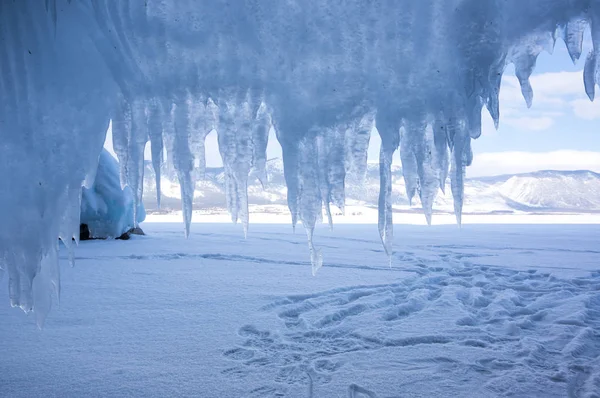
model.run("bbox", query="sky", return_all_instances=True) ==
[105,33,600,177]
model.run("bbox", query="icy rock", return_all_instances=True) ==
[81,149,146,239]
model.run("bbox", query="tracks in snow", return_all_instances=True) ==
[222,245,600,397]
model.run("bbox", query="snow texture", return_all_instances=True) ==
[1,0,600,318]
[1,222,599,397]
[81,149,146,240]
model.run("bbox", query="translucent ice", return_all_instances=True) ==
[1,0,599,317]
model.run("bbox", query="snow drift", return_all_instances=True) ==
[0,0,599,321]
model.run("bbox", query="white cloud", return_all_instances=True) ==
[502,116,555,131]
[570,98,600,120]
[498,70,600,129]
[470,150,600,177]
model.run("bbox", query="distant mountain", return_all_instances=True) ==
[142,159,600,214]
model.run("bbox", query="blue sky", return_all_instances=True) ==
[105,35,600,177]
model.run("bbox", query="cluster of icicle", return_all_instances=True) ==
[0,0,598,325]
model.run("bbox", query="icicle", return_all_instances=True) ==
[217,92,257,235]
[433,117,450,193]
[298,135,324,273]
[7,248,39,313]
[190,97,218,181]
[112,94,132,190]
[401,120,438,225]
[316,128,345,230]
[344,112,374,181]
[583,51,596,101]
[306,226,323,276]
[147,98,164,208]
[317,131,334,230]
[376,112,400,261]
[327,128,347,215]
[168,99,196,237]
[450,126,469,226]
[563,19,587,63]
[399,125,419,206]
[252,102,271,187]
[509,32,559,108]
[467,97,484,138]
[236,172,250,238]
[485,57,504,131]
[58,184,82,267]
[513,51,537,108]
[584,4,600,102]
[128,98,149,228]
[419,125,440,225]
[32,242,59,328]
[280,142,300,232]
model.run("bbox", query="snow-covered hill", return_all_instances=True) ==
[143,159,600,214]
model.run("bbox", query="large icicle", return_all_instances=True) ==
[147,98,164,208]
[344,112,374,182]
[217,92,266,237]
[128,98,149,227]
[252,102,271,187]
[298,134,324,275]
[112,95,133,190]
[375,112,400,261]
[433,117,450,193]
[58,184,82,268]
[562,19,587,64]
[449,125,471,226]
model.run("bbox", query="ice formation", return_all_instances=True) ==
[1,0,598,320]
[81,149,146,240]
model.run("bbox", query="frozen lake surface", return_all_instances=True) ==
[1,221,599,397]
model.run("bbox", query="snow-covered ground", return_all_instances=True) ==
[1,219,599,397]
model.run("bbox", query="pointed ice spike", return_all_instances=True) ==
[375,111,400,260]
[584,51,596,101]
[513,51,537,108]
[344,112,373,181]
[280,143,300,231]
[468,98,484,137]
[59,185,82,267]
[178,170,194,238]
[327,130,347,216]
[129,99,149,228]
[252,102,271,187]
[324,201,333,231]
[433,118,450,193]
[450,132,469,226]
[563,19,587,63]
[297,135,326,272]
[224,169,239,223]
[411,121,438,224]
[112,95,132,190]
[484,57,505,131]
[305,226,323,276]
[170,98,196,237]
[399,127,419,206]
[378,148,394,259]
[32,244,60,329]
[148,99,164,208]
[316,133,333,229]
[235,172,249,238]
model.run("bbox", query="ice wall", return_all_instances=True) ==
[0,0,597,321]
